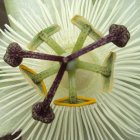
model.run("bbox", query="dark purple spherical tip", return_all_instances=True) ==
[3,42,23,67]
[32,102,55,123]
[109,24,130,47]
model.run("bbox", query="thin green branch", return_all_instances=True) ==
[77,60,111,77]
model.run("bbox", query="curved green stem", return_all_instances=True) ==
[67,24,91,103]
[28,25,65,55]
[72,26,91,53]
[77,60,111,77]
[71,15,102,41]
[32,64,60,83]
[39,32,65,55]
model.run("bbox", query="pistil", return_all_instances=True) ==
[32,63,67,123]
[64,24,130,63]
[4,42,64,67]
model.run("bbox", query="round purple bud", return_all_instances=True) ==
[3,42,23,67]
[109,24,130,47]
[32,102,55,123]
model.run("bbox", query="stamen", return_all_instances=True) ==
[71,20,91,52]
[77,60,111,77]
[72,15,103,41]
[19,64,47,95]
[68,70,77,103]
[67,15,103,103]
[32,63,67,123]
[67,24,90,103]
[102,52,116,92]
[3,42,64,67]
[28,24,65,55]
[67,15,102,103]
[64,24,130,62]
[54,96,96,107]
[32,64,60,83]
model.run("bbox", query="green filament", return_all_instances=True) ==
[77,61,111,77]
[28,24,65,55]
[32,64,60,83]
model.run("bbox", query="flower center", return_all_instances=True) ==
[3,15,130,124]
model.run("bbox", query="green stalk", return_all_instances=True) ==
[77,60,111,77]
[32,64,60,83]
[68,70,77,103]
[72,26,91,53]
[28,25,66,55]
[67,15,103,103]
[68,26,90,103]
[39,33,65,55]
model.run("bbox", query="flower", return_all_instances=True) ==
[0,0,140,139]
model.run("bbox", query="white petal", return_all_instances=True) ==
[0,0,140,139]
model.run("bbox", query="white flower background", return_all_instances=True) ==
[0,0,140,139]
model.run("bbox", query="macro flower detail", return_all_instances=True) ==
[3,21,130,125]
[0,0,140,139]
